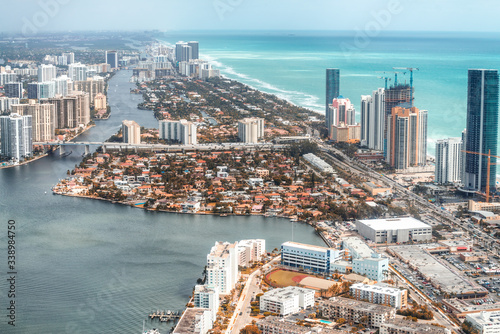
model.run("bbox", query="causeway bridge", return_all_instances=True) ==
[33,141,288,156]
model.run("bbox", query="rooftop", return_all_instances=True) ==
[262,286,315,301]
[351,283,405,297]
[357,217,431,231]
[323,297,395,313]
[467,310,500,325]
[342,237,374,258]
[381,319,450,334]
[282,241,332,253]
[208,241,237,259]
[173,308,210,334]
[390,245,484,295]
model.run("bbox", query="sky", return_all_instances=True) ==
[1,0,500,34]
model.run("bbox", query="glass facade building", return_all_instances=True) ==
[325,68,340,112]
[464,69,499,192]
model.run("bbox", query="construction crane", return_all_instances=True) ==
[378,76,392,89]
[376,71,400,87]
[393,67,419,107]
[462,149,500,203]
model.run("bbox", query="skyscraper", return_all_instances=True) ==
[326,97,355,138]
[38,64,57,82]
[122,120,141,144]
[27,82,56,100]
[360,88,385,151]
[188,41,199,59]
[326,69,340,112]
[238,117,264,143]
[360,95,370,146]
[105,51,118,69]
[4,82,23,99]
[386,106,427,170]
[68,63,88,81]
[435,138,463,184]
[159,119,198,145]
[53,75,73,97]
[0,113,32,161]
[463,69,499,193]
[12,102,56,142]
[41,92,90,128]
[175,41,192,62]
[62,52,75,64]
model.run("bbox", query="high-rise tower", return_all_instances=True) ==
[105,51,118,69]
[435,138,463,184]
[326,69,340,112]
[386,106,427,170]
[360,88,385,151]
[463,69,499,193]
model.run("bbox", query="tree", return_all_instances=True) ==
[240,324,261,334]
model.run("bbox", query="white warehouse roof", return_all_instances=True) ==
[357,217,431,231]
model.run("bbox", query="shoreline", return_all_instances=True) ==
[0,152,49,169]
[52,189,304,221]
[154,38,323,116]
[0,123,96,170]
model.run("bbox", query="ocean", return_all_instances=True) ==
[161,30,500,156]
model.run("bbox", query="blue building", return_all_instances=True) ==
[281,242,342,273]
[105,50,118,69]
[464,69,499,193]
[326,68,340,112]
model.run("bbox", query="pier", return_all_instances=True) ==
[148,310,182,322]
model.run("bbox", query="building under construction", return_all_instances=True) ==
[384,83,413,115]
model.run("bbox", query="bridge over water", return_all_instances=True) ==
[33,141,288,156]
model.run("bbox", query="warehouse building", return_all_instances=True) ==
[356,217,432,243]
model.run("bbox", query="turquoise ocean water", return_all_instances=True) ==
[161,31,500,156]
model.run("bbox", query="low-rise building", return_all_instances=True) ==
[352,253,389,283]
[350,283,408,309]
[379,319,451,334]
[319,297,395,328]
[281,242,343,273]
[172,308,213,334]
[364,182,391,197]
[466,310,500,334]
[442,298,500,320]
[459,252,488,263]
[258,316,349,334]
[356,217,432,243]
[303,153,334,174]
[260,286,315,316]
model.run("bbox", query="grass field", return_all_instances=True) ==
[266,269,313,287]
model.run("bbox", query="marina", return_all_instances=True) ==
[148,310,182,322]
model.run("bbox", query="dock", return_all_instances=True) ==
[148,310,182,322]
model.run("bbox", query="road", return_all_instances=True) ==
[227,256,281,334]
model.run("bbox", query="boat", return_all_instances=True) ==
[219,214,228,217]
